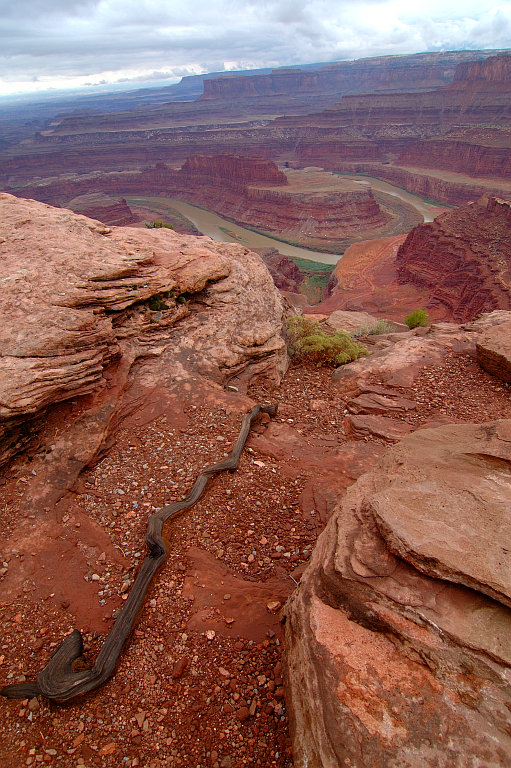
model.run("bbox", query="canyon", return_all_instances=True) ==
[7,154,421,254]
[302,195,511,324]
[1,197,511,768]
[2,47,511,768]
[2,50,511,214]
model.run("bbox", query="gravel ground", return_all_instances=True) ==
[1,352,510,768]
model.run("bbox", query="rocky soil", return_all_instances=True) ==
[1,313,511,767]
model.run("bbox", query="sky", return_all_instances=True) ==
[0,0,510,96]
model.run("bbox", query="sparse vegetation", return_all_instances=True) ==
[286,316,369,367]
[145,220,175,229]
[405,307,429,329]
[352,318,398,337]
[148,294,170,311]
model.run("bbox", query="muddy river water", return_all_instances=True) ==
[163,176,444,266]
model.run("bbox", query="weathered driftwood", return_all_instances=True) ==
[1,404,276,703]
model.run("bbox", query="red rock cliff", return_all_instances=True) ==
[397,197,511,321]
[179,153,288,190]
[199,51,496,103]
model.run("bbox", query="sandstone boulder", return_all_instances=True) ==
[284,420,511,767]
[476,319,511,383]
[346,414,414,442]
[0,194,288,465]
[347,392,417,416]
[326,310,380,334]
[333,324,477,388]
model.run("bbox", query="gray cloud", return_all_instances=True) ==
[0,0,509,94]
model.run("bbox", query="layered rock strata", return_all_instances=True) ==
[11,156,398,252]
[0,193,288,465]
[66,193,137,226]
[284,419,511,767]
[397,197,511,322]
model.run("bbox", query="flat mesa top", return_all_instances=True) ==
[252,168,368,194]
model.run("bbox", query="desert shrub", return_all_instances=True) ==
[145,220,174,229]
[148,294,169,311]
[352,319,398,337]
[286,316,369,367]
[405,307,429,329]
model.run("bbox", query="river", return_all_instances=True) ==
[148,177,443,267]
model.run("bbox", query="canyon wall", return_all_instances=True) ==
[11,154,398,251]
[66,193,137,226]
[199,51,498,103]
[396,197,511,321]
[334,162,511,207]
[396,134,511,180]
[278,53,511,134]
[179,153,288,189]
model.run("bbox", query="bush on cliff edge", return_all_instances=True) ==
[286,316,369,367]
[405,307,429,329]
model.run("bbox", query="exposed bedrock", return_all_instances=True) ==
[12,155,397,251]
[0,193,289,466]
[477,318,511,383]
[179,152,288,188]
[284,419,511,767]
[66,192,137,226]
[396,196,511,322]
[334,161,511,207]
[278,53,511,135]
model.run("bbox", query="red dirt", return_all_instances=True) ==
[1,351,511,768]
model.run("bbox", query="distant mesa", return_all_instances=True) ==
[9,154,420,254]
[66,193,137,226]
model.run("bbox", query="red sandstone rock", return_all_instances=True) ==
[308,235,440,324]
[284,419,511,767]
[396,197,511,322]
[251,247,302,293]
[346,414,414,442]
[66,193,136,226]
[333,325,477,389]
[179,153,288,189]
[476,319,511,382]
[326,310,380,334]
[0,193,288,465]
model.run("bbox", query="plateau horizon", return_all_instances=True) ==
[0,0,510,96]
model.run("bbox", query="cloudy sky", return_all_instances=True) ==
[0,0,510,96]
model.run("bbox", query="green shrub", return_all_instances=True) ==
[405,308,429,329]
[286,316,369,367]
[145,220,174,230]
[148,294,169,311]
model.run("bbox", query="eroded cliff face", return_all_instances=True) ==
[0,194,288,466]
[11,155,402,253]
[179,153,288,189]
[396,197,511,321]
[199,51,496,103]
[66,193,137,226]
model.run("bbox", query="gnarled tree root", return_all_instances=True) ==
[1,404,277,703]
